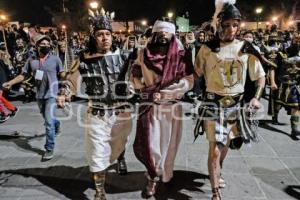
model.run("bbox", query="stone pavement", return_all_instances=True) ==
[0,97,300,200]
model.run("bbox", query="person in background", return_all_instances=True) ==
[3,35,65,161]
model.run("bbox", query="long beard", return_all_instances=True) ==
[153,35,171,46]
[157,41,169,47]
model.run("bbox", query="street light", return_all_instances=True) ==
[141,20,147,26]
[0,15,7,21]
[272,16,278,23]
[90,1,99,10]
[255,8,263,14]
[255,7,263,30]
[167,12,174,19]
[288,21,294,26]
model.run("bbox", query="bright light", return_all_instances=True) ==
[167,12,174,19]
[288,21,294,26]
[266,21,270,25]
[241,22,246,28]
[272,16,278,22]
[128,29,131,33]
[62,25,66,30]
[141,20,147,26]
[90,1,99,10]
[258,22,262,25]
[0,15,7,21]
[255,7,263,14]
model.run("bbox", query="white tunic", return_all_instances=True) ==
[85,111,132,172]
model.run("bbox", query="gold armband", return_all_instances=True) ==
[254,86,264,100]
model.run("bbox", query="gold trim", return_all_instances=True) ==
[254,86,264,100]
[275,100,300,106]
[219,96,236,108]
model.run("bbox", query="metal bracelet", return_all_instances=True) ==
[254,86,264,100]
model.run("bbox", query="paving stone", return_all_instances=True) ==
[1,100,300,200]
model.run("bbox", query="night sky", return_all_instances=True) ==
[0,0,299,26]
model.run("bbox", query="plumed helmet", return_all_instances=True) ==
[211,0,241,34]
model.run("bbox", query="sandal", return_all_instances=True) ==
[93,172,107,200]
[142,174,159,198]
[211,187,221,200]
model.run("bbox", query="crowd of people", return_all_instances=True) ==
[1,0,300,199]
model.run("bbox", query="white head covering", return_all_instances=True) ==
[122,35,137,52]
[152,20,176,34]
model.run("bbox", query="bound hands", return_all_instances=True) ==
[249,98,261,112]
[271,83,278,90]
[154,80,187,103]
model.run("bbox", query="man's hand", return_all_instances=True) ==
[160,90,177,100]
[56,95,66,108]
[249,98,262,110]
[153,92,161,102]
[271,83,278,90]
[2,82,13,90]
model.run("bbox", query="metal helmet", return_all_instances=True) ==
[217,3,241,23]
[211,0,241,40]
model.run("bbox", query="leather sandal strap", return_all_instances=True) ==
[146,174,159,182]
[211,188,221,200]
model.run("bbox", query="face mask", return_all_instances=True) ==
[244,37,253,43]
[39,46,50,55]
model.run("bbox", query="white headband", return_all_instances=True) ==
[152,20,176,34]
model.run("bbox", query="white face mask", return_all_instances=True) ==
[244,37,254,43]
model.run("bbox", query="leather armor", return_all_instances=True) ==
[79,49,131,105]
[277,53,300,85]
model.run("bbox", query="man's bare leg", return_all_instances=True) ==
[208,142,221,200]
[219,139,231,188]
